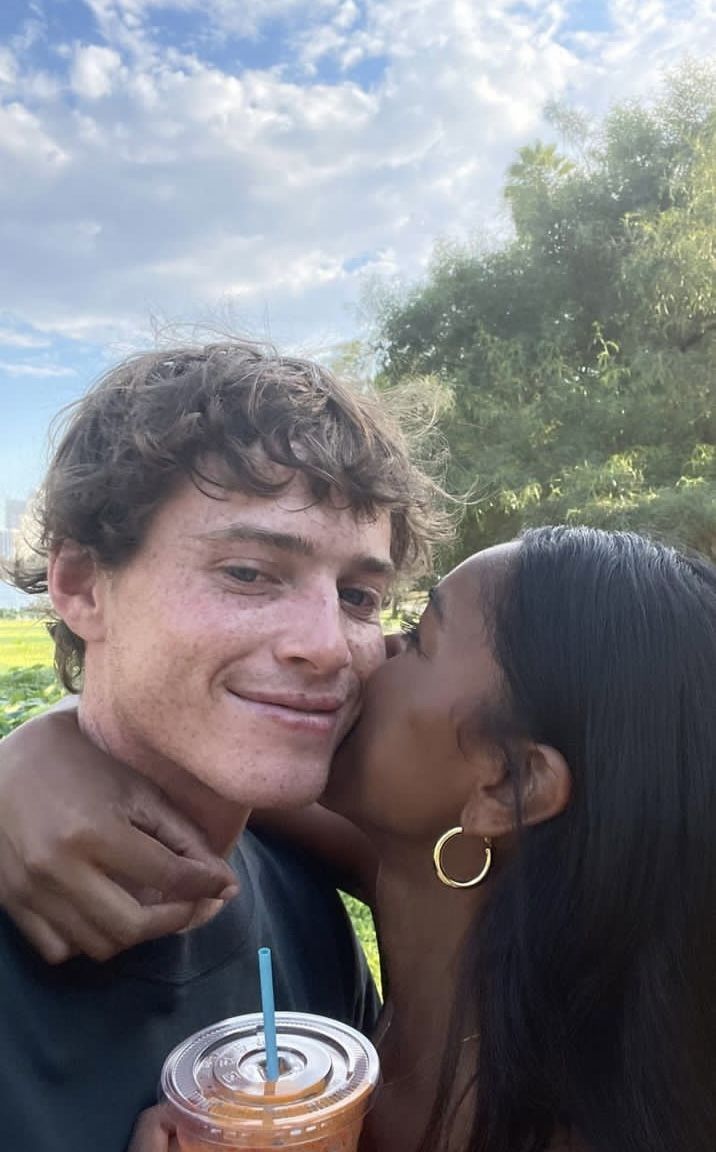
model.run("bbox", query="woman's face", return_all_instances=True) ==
[323,543,518,838]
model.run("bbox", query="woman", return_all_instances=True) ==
[294,526,716,1152]
[4,527,716,1152]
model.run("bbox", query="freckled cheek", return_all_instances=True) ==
[150,591,269,650]
[350,632,387,685]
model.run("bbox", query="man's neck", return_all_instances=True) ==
[77,694,250,857]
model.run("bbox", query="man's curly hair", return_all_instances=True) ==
[11,341,446,691]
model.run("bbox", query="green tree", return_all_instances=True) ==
[375,61,716,564]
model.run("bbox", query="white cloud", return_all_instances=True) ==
[70,44,124,99]
[83,0,342,48]
[0,362,76,377]
[9,15,47,56]
[0,329,51,349]
[0,47,16,86]
[0,0,714,356]
[21,69,62,101]
[0,102,68,166]
[334,1,360,33]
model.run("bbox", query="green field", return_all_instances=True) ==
[0,617,64,735]
[0,616,55,671]
[0,616,381,986]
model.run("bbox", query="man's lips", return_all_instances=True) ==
[237,690,347,713]
[225,689,352,734]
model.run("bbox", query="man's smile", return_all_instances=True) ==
[225,689,351,735]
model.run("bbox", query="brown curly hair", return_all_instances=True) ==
[11,341,446,690]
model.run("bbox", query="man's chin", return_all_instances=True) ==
[250,762,333,812]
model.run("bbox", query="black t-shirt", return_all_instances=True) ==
[0,828,379,1152]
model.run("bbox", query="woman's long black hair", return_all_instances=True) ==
[429,527,716,1152]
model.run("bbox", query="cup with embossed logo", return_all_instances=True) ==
[161,1011,380,1151]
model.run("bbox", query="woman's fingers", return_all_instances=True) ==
[125,793,237,897]
[85,820,238,905]
[15,860,219,961]
[8,906,75,965]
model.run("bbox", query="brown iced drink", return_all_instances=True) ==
[161,1011,380,1150]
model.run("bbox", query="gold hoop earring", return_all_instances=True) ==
[433,827,493,889]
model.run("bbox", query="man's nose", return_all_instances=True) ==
[276,592,352,675]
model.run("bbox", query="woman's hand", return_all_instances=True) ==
[0,703,237,963]
[127,1105,179,1152]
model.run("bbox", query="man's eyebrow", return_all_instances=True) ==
[196,525,316,556]
[354,555,396,579]
[196,524,395,577]
[428,585,445,624]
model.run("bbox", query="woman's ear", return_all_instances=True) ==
[460,742,571,838]
[48,541,109,643]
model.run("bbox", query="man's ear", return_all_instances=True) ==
[460,742,571,838]
[48,541,109,643]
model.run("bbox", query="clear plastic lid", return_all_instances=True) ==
[161,1011,380,1147]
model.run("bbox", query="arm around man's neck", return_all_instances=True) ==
[0,702,236,963]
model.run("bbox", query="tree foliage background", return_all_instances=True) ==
[372,61,715,568]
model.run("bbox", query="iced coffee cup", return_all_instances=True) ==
[161,1011,380,1150]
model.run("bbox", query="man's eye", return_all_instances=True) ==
[224,566,263,583]
[339,587,379,612]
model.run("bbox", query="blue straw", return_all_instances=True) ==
[258,947,280,1081]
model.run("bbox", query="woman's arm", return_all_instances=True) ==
[0,704,236,962]
[250,804,378,907]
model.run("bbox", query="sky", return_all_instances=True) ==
[1,0,715,514]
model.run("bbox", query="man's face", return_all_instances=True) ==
[79,471,393,809]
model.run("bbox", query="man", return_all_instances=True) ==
[0,341,439,1151]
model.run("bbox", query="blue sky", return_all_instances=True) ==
[1,0,715,512]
